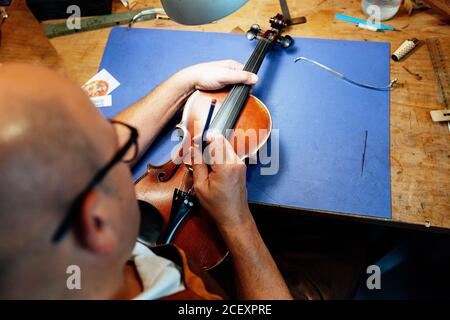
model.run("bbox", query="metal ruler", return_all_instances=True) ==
[43,7,166,38]
[278,0,307,25]
[426,38,450,130]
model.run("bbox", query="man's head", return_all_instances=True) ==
[0,64,140,299]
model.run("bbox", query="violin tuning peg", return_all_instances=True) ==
[270,14,288,30]
[250,24,261,33]
[246,31,257,41]
[278,35,293,48]
[246,24,261,41]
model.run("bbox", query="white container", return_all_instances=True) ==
[361,0,402,21]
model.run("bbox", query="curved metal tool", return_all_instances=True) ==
[128,8,167,28]
[295,56,398,91]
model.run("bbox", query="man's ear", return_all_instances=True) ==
[78,191,117,254]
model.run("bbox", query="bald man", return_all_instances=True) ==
[0,62,292,299]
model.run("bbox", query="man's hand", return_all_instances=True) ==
[191,135,252,231]
[191,135,293,300]
[114,60,257,163]
[116,59,292,299]
[178,60,258,91]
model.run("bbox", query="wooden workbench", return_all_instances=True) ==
[0,0,61,69]
[5,0,450,230]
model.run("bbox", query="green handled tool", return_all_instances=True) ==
[43,7,167,39]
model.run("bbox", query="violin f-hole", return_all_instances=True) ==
[151,161,180,182]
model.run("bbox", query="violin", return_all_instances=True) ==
[135,14,293,270]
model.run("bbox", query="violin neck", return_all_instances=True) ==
[210,38,273,137]
[243,38,273,74]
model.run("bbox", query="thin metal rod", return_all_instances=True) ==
[211,38,272,135]
[279,0,292,24]
[295,56,398,91]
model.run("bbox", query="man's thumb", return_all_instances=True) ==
[191,146,208,184]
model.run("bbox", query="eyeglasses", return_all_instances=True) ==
[51,120,139,243]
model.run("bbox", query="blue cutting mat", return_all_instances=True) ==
[99,27,392,219]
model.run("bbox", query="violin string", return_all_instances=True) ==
[246,39,267,72]
[227,39,271,125]
[225,39,270,119]
[211,37,272,135]
[176,170,184,191]
[227,40,271,131]
[177,165,189,192]
[250,39,271,72]
[211,39,266,132]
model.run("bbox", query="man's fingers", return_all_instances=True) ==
[191,146,209,185]
[217,60,245,71]
[204,129,221,143]
[226,60,245,71]
[220,69,258,86]
[219,135,242,164]
[206,135,243,171]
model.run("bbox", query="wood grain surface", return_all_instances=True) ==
[0,0,62,69]
[4,0,450,230]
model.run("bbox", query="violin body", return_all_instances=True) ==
[135,90,272,270]
[135,14,292,270]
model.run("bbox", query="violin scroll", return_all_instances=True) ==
[270,13,288,31]
[246,14,294,49]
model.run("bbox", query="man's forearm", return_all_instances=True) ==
[113,71,194,161]
[219,212,293,300]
